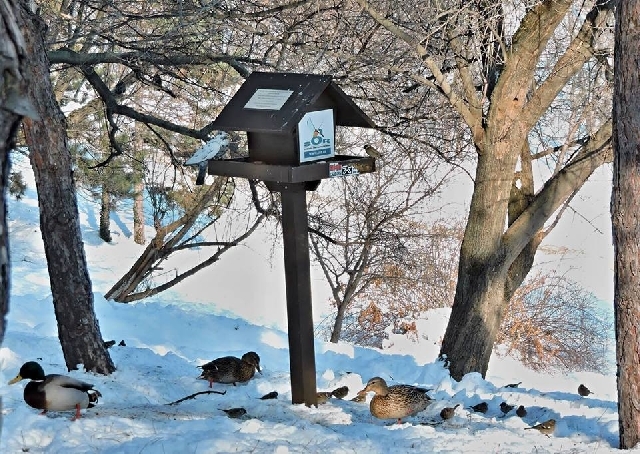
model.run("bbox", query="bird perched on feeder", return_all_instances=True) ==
[8,361,102,421]
[357,376,432,424]
[185,132,230,185]
[525,418,556,436]
[198,351,261,388]
[578,384,593,397]
[364,144,382,159]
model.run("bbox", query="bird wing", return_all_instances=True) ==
[199,356,237,371]
[392,384,432,399]
[46,374,95,392]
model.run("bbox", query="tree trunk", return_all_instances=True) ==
[133,124,145,245]
[612,1,640,449]
[133,180,145,244]
[329,301,347,343]
[18,3,114,374]
[437,0,614,381]
[99,186,112,242]
[1,0,28,352]
[440,144,520,379]
[0,0,32,431]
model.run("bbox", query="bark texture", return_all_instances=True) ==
[18,2,114,374]
[612,0,640,449]
[0,0,27,361]
[0,0,32,434]
[99,186,112,242]
[133,181,145,244]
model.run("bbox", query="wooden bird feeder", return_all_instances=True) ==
[191,71,376,406]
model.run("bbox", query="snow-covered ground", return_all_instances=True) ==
[0,155,625,453]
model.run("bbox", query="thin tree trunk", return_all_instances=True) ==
[99,186,112,242]
[329,302,347,343]
[18,2,114,374]
[133,180,145,244]
[612,1,640,449]
[133,123,145,245]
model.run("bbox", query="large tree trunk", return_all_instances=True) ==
[440,147,520,379]
[18,2,114,374]
[0,0,28,355]
[612,1,640,449]
[437,0,613,381]
[0,0,32,434]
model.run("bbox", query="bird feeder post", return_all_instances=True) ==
[187,72,377,407]
[277,182,317,404]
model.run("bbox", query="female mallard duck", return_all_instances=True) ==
[198,351,261,388]
[357,376,431,424]
[8,361,102,421]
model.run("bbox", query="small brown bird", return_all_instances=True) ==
[470,402,488,413]
[316,391,333,404]
[222,407,247,418]
[350,393,366,403]
[578,384,593,397]
[500,401,514,415]
[260,391,278,400]
[331,385,349,399]
[103,340,116,349]
[516,405,527,418]
[525,418,556,436]
[316,385,349,404]
[440,404,460,420]
[364,144,382,159]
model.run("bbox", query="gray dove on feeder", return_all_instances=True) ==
[185,132,230,185]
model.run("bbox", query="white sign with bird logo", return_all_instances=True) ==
[298,109,335,163]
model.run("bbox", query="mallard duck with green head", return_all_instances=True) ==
[198,351,261,388]
[8,361,102,421]
[357,376,432,424]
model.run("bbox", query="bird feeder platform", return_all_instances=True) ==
[206,155,375,184]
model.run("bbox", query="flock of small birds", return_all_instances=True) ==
[461,382,596,436]
[6,353,596,436]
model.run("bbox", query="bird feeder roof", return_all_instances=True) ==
[210,71,376,134]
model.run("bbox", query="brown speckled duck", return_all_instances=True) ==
[198,351,261,387]
[8,361,101,421]
[357,376,432,424]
